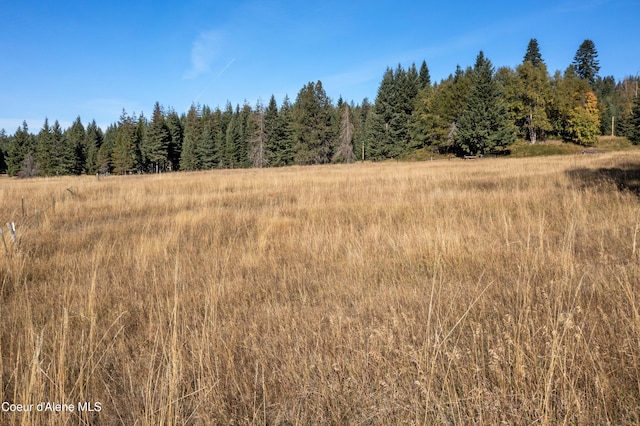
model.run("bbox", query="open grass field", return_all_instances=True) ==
[2,150,640,424]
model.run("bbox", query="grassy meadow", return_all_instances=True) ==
[2,150,640,424]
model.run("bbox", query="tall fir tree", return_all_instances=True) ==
[66,116,86,174]
[197,107,220,169]
[180,104,201,171]
[36,118,54,175]
[367,68,396,160]
[627,94,640,144]
[293,81,335,164]
[572,39,600,86]
[165,110,183,171]
[142,102,170,172]
[418,60,431,90]
[0,129,8,173]
[97,124,117,174]
[455,51,516,155]
[523,38,544,67]
[112,110,140,174]
[84,120,103,174]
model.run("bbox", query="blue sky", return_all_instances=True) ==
[1,0,637,133]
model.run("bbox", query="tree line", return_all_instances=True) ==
[1,38,640,177]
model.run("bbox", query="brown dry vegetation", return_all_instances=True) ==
[2,151,640,424]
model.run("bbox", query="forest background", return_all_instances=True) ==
[2,38,640,177]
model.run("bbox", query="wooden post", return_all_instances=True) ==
[612,116,615,137]
[21,197,25,217]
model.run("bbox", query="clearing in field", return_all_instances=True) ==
[1,152,640,424]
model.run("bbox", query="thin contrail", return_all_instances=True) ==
[193,57,236,104]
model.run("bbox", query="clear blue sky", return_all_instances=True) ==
[1,0,637,133]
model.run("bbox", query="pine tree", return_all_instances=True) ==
[627,94,640,144]
[53,120,76,175]
[411,66,472,153]
[180,104,201,171]
[455,51,516,155]
[66,116,86,174]
[354,98,373,161]
[293,81,335,165]
[0,129,8,173]
[197,107,220,169]
[275,95,295,166]
[142,102,170,172]
[368,68,396,160]
[36,118,54,175]
[572,39,600,86]
[85,120,103,174]
[523,38,544,67]
[112,110,139,174]
[9,122,35,177]
[166,110,183,171]
[419,60,431,90]
[97,124,117,174]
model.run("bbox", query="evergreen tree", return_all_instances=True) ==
[97,124,117,174]
[66,116,86,174]
[36,118,54,175]
[523,38,544,67]
[264,95,281,166]
[455,51,516,155]
[274,95,295,166]
[180,104,201,171]
[293,81,335,164]
[628,94,640,144]
[142,102,170,172]
[410,66,472,153]
[197,107,220,169]
[572,39,600,86]
[52,120,76,175]
[419,60,431,90]
[0,129,8,173]
[112,110,139,174]
[367,68,395,160]
[353,98,373,161]
[85,120,103,174]
[166,110,183,171]
[8,122,35,177]
[224,105,244,168]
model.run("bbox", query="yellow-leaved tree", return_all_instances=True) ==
[568,91,600,145]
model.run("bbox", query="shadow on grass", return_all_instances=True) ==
[566,163,640,196]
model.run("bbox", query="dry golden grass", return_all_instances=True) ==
[2,151,640,424]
